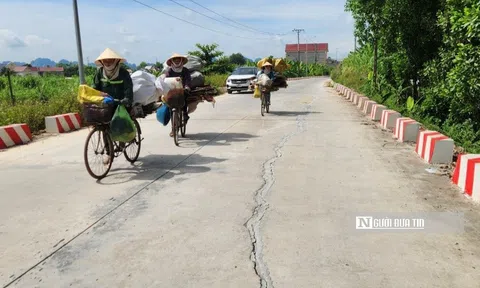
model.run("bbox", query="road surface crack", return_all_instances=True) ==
[245,102,310,288]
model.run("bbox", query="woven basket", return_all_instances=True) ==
[82,103,115,124]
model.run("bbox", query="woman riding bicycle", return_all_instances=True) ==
[256,61,275,106]
[162,53,192,137]
[92,48,134,154]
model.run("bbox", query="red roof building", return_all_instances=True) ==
[285,43,329,53]
[10,65,64,76]
[285,43,329,64]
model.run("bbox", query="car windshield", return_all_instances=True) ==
[231,68,256,75]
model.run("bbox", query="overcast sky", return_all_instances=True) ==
[0,0,355,64]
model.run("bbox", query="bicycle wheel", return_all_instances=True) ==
[172,109,179,146]
[261,93,265,116]
[180,110,187,137]
[124,119,142,163]
[84,126,114,179]
[265,92,270,113]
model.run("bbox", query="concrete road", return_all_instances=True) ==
[1,77,480,288]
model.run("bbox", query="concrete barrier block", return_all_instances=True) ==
[415,130,454,164]
[452,154,480,201]
[363,101,376,115]
[352,93,359,104]
[357,96,368,110]
[394,118,420,142]
[0,123,32,149]
[370,104,386,121]
[45,113,82,134]
[380,110,401,130]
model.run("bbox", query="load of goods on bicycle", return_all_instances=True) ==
[155,53,216,128]
[254,56,289,91]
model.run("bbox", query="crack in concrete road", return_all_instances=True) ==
[244,101,311,288]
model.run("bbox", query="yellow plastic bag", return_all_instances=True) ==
[253,85,261,98]
[77,85,104,104]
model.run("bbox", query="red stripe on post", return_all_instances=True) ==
[465,158,480,196]
[4,127,22,145]
[74,113,81,127]
[63,115,75,131]
[421,132,438,159]
[452,154,464,184]
[0,137,6,149]
[21,124,32,140]
[428,135,449,163]
[55,118,65,133]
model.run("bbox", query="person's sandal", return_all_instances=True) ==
[169,131,174,137]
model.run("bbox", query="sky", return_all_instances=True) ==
[0,0,355,65]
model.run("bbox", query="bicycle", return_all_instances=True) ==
[260,88,271,116]
[83,99,143,180]
[170,106,188,146]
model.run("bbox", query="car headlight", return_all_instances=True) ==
[227,79,231,83]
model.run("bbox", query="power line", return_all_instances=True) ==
[131,0,273,40]
[167,0,262,36]
[187,0,289,37]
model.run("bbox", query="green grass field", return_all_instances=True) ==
[0,74,229,133]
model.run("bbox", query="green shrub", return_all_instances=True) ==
[205,74,228,88]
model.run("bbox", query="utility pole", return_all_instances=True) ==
[73,0,85,84]
[354,35,357,51]
[305,37,308,77]
[292,28,304,63]
[7,68,15,106]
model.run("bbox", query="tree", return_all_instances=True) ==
[229,53,246,65]
[345,0,387,89]
[155,61,163,71]
[188,43,223,67]
[138,61,148,69]
[209,56,235,74]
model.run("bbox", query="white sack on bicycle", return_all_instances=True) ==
[155,76,166,94]
[131,71,158,106]
[162,77,185,108]
[258,74,272,87]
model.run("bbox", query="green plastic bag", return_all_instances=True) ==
[110,105,136,142]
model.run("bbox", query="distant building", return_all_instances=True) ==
[10,65,64,77]
[285,43,329,64]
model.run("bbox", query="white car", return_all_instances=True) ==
[226,67,259,94]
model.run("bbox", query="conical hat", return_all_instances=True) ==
[166,53,188,66]
[261,61,273,67]
[95,48,126,66]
